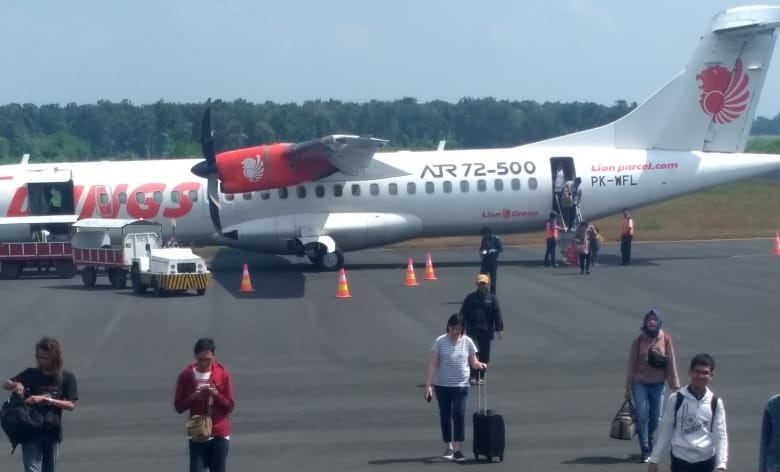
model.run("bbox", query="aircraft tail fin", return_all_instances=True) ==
[535,6,780,153]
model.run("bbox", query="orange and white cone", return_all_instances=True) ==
[335,268,352,298]
[239,263,254,292]
[773,232,780,256]
[423,253,437,280]
[404,258,419,286]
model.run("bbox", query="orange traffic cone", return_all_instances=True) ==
[335,268,352,298]
[404,258,419,286]
[239,263,255,292]
[424,253,437,280]
[773,232,780,256]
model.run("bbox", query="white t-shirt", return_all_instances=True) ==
[431,334,477,387]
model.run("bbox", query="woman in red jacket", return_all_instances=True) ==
[174,338,235,472]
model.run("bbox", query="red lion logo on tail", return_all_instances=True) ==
[696,58,750,124]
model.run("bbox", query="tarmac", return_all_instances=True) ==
[0,239,778,471]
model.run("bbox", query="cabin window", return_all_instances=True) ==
[118,192,127,204]
[170,190,181,203]
[443,181,452,193]
[333,184,343,197]
[460,180,469,192]
[511,178,521,190]
[494,179,503,191]
[370,183,379,196]
[296,186,306,198]
[425,182,434,194]
[242,193,252,200]
[98,192,109,205]
[224,193,235,201]
[351,184,361,196]
[188,190,198,202]
[388,183,398,195]
[278,188,288,199]
[407,182,416,195]
[153,191,163,203]
[477,180,486,192]
[260,191,270,200]
[135,192,145,204]
[315,185,325,198]
[528,177,538,190]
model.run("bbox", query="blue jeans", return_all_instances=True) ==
[434,386,468,443]
[632,382,665,453]
[189,437,229,472]
[22,435,59,472]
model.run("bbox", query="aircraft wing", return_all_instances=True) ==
[284,135,388,176]
[0,214,79,225]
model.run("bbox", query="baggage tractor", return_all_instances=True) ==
[472,377,505,462]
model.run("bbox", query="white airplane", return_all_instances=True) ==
[1,5,779,271]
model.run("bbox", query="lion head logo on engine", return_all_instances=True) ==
[241,155,265,183]
[696,58,750,124]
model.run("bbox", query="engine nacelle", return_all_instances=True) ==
[216,143,335,193]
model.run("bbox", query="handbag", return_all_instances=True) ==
[609,400,636,440]
[186,372,213,442]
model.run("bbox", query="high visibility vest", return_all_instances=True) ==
[622,216,634,236]
[49,189,62,208]
[545,221,559,240]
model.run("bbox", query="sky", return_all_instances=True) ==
[1,0,779,118]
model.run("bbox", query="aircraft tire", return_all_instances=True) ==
[317,250,344,272]
[82,267,97,287]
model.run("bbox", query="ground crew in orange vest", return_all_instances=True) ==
[544,212,565,267]
[621,208,635,265]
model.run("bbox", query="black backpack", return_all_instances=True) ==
[0,394,44,453]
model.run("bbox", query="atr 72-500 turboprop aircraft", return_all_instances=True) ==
[1,5,779,271]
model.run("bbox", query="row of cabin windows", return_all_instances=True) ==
[97,189,200,206]
[96,178,538,205]
[223,177,537,201]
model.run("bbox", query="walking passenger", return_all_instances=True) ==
[648,354,727,472]
[478,227,503,295]
[174,338,235,472]
[574,221,593,275]
[590,226,603,266]
[621,208,635,265]
[2,337,78,472]
[424,314,487,462]
[625,310,680,463]
[460,274,503,385]
[761,393,780,472]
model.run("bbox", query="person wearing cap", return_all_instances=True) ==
[478,227,503,295]
[625,309,680,463]
[544,212,564,267]
[459,274,503,385]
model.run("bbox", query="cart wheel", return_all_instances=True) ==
[151,275,163,297]
[55,261,75,279]
[82,267,97,287]
[1,262,22,279]
[109,269,127,289]
[499,455,503,462]
[196,288,206,296]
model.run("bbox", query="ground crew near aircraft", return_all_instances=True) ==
[621,208,635,265]
[48,188,62,215]
[589,226,603,266]
[2,337,78,472]
[479,227,502,295]
[544,212,564,267]
[647,353,727,472]
[459,274,503,385]
[174,338,235,472]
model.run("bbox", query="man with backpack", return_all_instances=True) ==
[647,353,727,472]
[2,337,78,472]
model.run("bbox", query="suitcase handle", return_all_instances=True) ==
[477,370,489,414]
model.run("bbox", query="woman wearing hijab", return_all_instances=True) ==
[624,309,680,462]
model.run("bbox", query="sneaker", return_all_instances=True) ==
[442,448,454,460]
[453,451,466,462]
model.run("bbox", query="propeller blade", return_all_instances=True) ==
[200,106,215,166]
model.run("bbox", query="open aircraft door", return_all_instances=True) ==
[22,168,77,240]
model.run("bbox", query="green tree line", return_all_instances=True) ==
[0,99,778,163]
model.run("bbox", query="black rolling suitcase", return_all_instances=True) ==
[472,378,505,462]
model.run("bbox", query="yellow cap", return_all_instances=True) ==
[476,274,490,284]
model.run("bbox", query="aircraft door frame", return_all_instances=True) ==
[549,156,576,215]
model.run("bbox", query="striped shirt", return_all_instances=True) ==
[431,334,477,387]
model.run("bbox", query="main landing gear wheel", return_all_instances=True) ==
[316,250,344,271]
[81,267,97,287]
